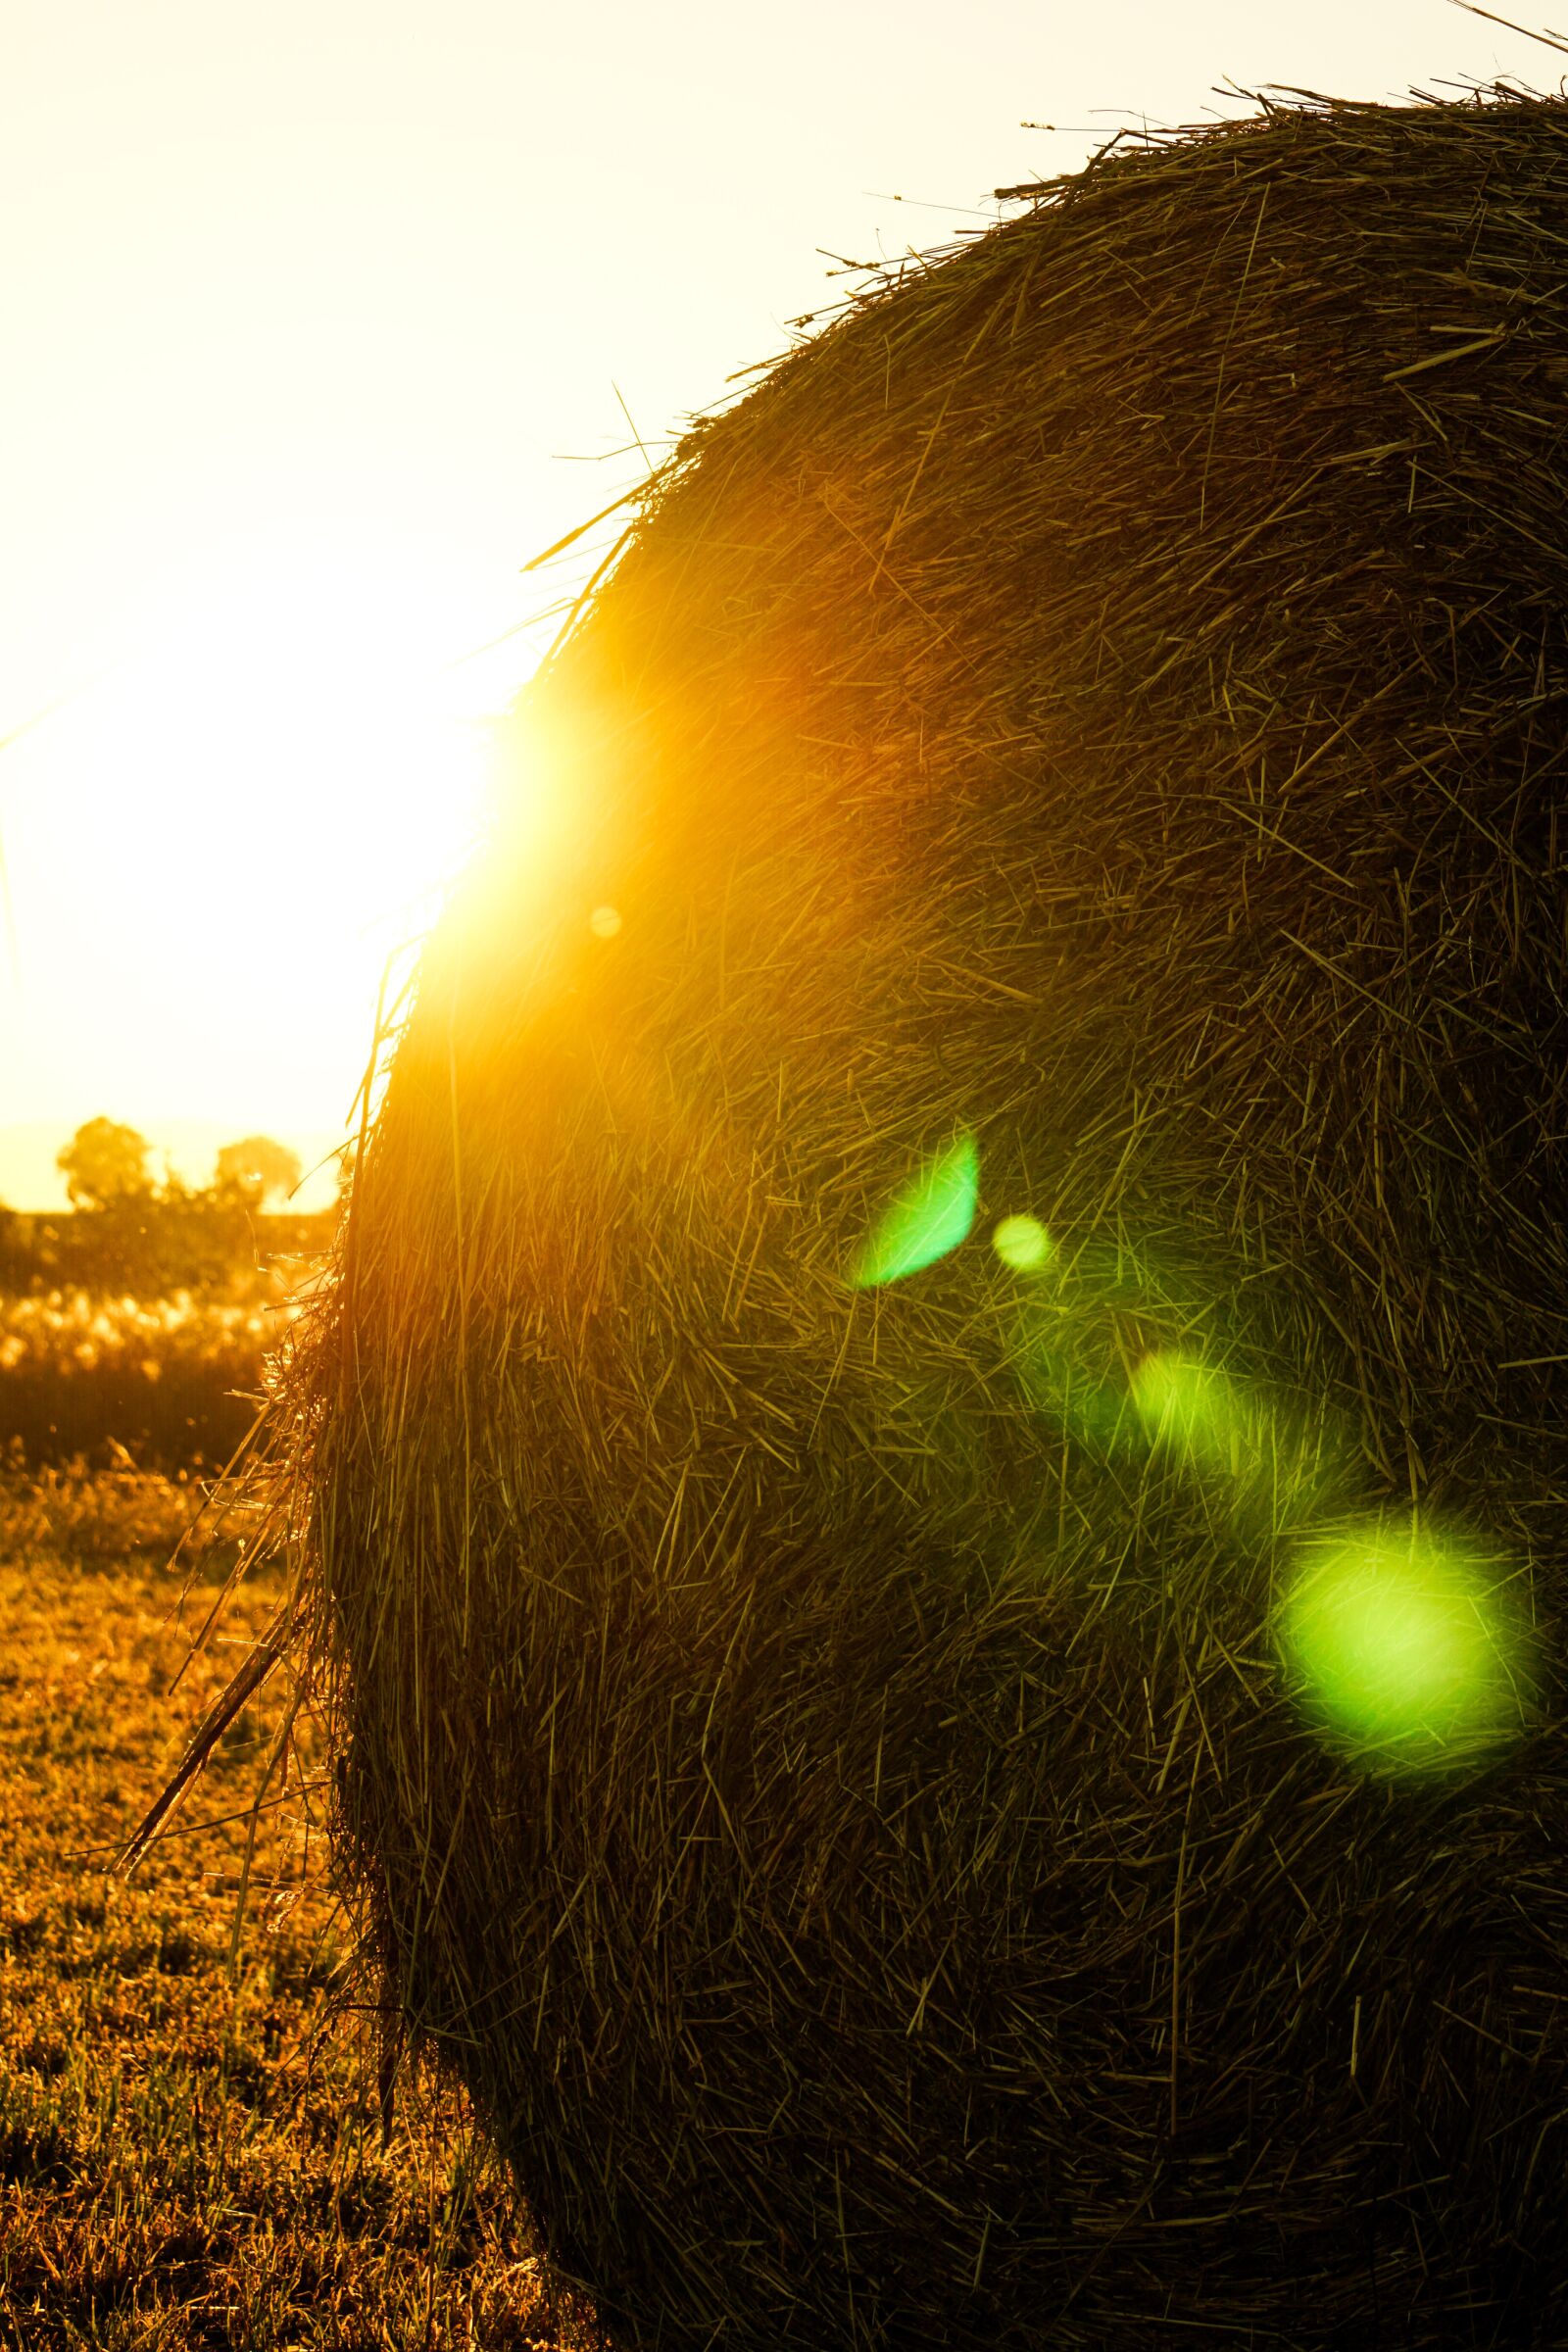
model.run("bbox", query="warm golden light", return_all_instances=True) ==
[2,534,505,1164]
[85,549,489,930]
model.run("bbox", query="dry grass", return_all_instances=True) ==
[0,1477,582,2350]
[0,1457,220,1569]
[259,88,1568,2350]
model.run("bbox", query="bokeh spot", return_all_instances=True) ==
[1130,1349,1252,1472]
[1275,1519,1535,1775]
[993,1213,1052,1271]
[589,905,622,938]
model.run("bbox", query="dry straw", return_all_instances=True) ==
[255,87,1567,2348]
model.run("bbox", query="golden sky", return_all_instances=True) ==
[0,0,1546,1206]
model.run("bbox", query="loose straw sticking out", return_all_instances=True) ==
[220,85,1568,2352]
[121,1613,290,1874]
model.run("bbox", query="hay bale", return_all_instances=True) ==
[295,91,1568,2348]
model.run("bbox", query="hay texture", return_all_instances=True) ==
[296,93,1568,2349]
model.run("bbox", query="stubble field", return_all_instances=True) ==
[0,1471,577,2351]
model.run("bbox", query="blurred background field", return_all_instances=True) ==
[0,1120,335,1473]
[0,1282,309,1476]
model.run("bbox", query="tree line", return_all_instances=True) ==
[0,1117,337,1295]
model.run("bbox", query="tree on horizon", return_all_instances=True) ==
[214,1134,303,1209]
[56,1116,154,1209]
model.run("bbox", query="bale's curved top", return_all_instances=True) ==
[298,92,1568,2351]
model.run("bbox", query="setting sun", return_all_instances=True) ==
[92,543,493,921]
[1,529,504,1196]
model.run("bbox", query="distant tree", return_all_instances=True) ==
[214,1135,303,1210]
[57,1116,154,1209]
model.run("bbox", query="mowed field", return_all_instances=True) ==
[0,1472,580,2350]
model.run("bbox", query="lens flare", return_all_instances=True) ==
[1275,1519,1535,1775]
[1130,1348,1262,1474]
[993,1213,1052,1271]
[850,1134,979,1289]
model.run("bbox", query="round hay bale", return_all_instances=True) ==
[296,92,1568,2349]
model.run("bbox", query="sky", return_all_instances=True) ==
[0,0,1556,1207]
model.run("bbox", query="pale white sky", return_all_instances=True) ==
[0,0,1554,1204]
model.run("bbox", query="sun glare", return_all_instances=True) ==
[99,551,492,925]
[4,534,515,1149]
